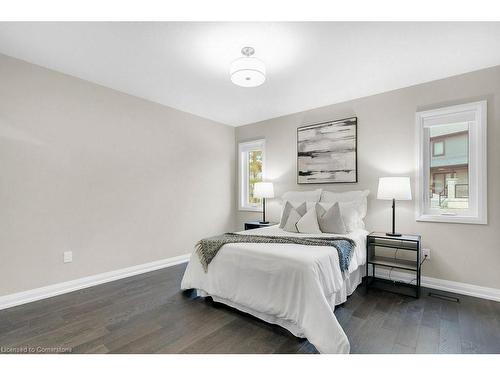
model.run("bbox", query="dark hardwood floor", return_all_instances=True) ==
[1,263,499,354]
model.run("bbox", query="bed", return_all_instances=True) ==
[181,224,368,354]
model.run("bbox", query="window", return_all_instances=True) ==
[239,139,265,211]
[432,140,445,156]
[416,101,487,224]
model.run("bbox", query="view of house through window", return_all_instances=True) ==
[429,123,469,210]
[417,101,486,224]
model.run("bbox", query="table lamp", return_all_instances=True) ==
[254,182,274,224]
[377,177,412,237]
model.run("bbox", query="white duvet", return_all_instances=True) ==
[181,225,368,354]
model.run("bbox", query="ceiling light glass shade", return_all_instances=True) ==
[230,56,266,87]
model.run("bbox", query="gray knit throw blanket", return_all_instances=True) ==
[195,233,356,274]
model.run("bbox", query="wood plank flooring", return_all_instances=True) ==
[1,263,499,354]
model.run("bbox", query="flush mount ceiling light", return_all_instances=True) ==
[230,46,266,88]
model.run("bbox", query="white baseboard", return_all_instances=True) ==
[374,267,500,302]
[0,253,191,310]
[2,255,499,310]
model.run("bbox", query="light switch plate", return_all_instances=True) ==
[63,251,73,263]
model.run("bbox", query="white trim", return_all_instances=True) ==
[415,213,487,225]
[415,100,487,224]
[238,138,266,211]
[374,267,500,302]
[0,253,191,310]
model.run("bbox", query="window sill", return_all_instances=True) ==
[416,214,487,225]
[239,207,263,212]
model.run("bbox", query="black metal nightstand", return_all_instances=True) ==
[244,221,278,230]
[366,232,422,298]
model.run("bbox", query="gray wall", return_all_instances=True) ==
[0,54,236,296]
[236,65,500,290]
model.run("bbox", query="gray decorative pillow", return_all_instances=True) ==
[279,201,307,228]
[283,209,302,233]
[315,202,347,234]
[283,205,322,234]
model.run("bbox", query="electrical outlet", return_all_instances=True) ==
[423,248,431,260]
[63,251,73,263]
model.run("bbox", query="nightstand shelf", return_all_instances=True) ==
[366,232,422,298]
[368,255,418,271]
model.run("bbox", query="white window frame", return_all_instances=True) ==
[238,139,265,211]
[415,100,487,224]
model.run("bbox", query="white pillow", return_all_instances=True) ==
[338,201,365,232]
[282,189,322,203]
[307,201,364,232]
[296,206,322,234]
[283,205,322,234]
[320,189,369,218]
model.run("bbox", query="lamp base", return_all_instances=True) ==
[386,232,402,237]
[259,221,270,224]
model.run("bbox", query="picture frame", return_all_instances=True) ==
[297,117,358,184]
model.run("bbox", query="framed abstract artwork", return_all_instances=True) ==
[297,117,358,184]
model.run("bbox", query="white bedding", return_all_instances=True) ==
[180,225,368,354]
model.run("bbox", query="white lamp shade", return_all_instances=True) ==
[230,57,266,87]
[377,177,412,201]
[254,182,274,199]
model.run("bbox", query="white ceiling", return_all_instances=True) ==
[1,22,500,126]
